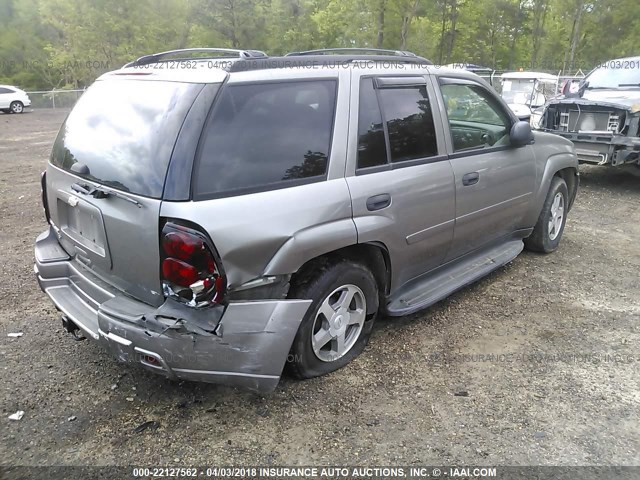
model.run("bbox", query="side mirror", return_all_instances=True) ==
[510,121,534,147]
[517,113,531,122]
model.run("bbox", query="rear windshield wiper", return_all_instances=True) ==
[618,83,640,87]
[71,182,142,208]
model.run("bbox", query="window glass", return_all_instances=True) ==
[357,78,388,169]
[378,85,438,162]
[194,80,336,197]
[0,88,13,94]
[440,83,511,151]
[50,80,202,198]
[584,62,640,89]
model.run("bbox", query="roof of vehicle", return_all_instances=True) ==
[0,84,19,89]
[100,47,471,83]
[501,71,558,80]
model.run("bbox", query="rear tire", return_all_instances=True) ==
[286,260,379,379]
[10,101,24,114]
[524,176,569,253]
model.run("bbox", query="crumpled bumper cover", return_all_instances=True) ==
[34,227,311,392]
[539,130,640,165]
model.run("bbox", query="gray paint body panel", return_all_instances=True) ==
[160,179,356,289]
[444,146,536,260]
[46,164,164,306]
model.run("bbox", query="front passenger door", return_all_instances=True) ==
[435,78,536,261]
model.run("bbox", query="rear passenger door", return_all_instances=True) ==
[346,74,456,292]
[433,78,536,261]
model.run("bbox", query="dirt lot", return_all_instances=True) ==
[1,110,639,468]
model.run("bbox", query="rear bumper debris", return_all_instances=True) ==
[34,227,311,392]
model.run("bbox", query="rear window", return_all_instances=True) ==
[193,80,337,199]
[51,79,203,198]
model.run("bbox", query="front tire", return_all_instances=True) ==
[287,260,379,379]
[524,176,569,253]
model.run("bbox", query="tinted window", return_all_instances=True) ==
[357,78,387,169]
[51,80,203,198]
[378,85,438,162]
[440,83,511,151]
[194,80,336,198]
[0,87,14,94]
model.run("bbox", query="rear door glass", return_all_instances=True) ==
[193,80,337,199]
[357,78,388,169]
[50,79,203,198]
[378,85,439,162]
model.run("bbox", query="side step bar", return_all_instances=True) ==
[386,239,524,316]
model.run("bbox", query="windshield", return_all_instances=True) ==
[51,79,203,198]
[501,79,535,104]
[585,61,640,89]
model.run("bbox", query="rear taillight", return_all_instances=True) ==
[160,222,226,307]
[41,171,50,223]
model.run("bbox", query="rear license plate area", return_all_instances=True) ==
[56,196,107,257]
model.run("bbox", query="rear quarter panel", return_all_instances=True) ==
[160,68,354,288]
[160,179,356,288]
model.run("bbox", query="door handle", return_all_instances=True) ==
[366,193,391,211]
[462,172,480,186]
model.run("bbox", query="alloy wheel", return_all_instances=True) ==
[311,284,366,362]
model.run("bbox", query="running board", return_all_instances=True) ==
[386,239,524,316]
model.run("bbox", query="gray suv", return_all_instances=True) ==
[35,48,579,391]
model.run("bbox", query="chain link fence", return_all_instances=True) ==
[26,89,85,109]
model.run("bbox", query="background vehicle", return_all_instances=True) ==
[500,71,559,122]
[538,56,640,168]
[0,84,31,113]
[34,48,579,391]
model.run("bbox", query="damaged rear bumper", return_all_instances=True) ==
[34,227,311,392]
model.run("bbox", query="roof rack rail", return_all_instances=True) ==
[228,54,432,72]
[285,48,418,57]
[124,48,268,68]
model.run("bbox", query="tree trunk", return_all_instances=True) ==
[400,0,420,51]
[376,0,386,48]
[447,0,458,63]
[438,0,447,64]
[530,0,547,68]
[568,2,583,72]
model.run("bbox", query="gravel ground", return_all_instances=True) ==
[1,110,639,468]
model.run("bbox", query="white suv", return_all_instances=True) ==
[0,84,31,113]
